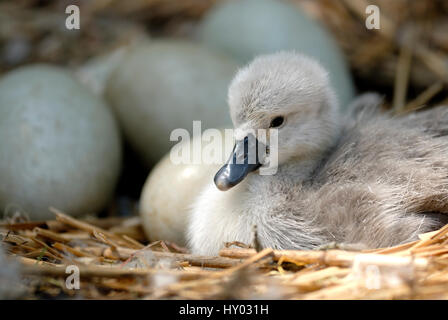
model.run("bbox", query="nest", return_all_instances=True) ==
[2,209,448,300]
[1,0,448,300]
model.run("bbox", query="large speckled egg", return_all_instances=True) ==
[140,130,228,246]
[198,0,355,108]
[0,65,122,220]
[105,40,238,165]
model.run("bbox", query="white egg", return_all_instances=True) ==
[198,0,355,108]
[105,40,239,165]
[140,130,228,246]
[0,65,122,220]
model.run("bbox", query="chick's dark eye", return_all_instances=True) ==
[270,116,284,128]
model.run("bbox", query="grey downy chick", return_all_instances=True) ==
[188,52,448,255]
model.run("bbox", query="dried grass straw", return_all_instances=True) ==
[2,208,448,299]
[1,0,448,300]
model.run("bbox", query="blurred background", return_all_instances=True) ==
[0,0,447,226]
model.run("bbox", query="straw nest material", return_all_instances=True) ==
[1,0,448,300]
[2,208,448,300]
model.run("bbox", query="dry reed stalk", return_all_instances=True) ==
[220,247,429,271]
[121,235,145,249]
[51,207,136,248]
[53,242,97,258]
[33,227,70,243]
[19,262,210,281]
[217,248,274,276]
[220,248,359,267]
[287,266,350,291]
[0,221,47,231]
[29,235,65,260]
[401,82,445,114]
[393,45,412,113]
[103,246,245,268]
[22,249,58,260]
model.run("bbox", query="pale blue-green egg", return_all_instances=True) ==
[198,0,355,109]
[105,40,238,165]
[0,65,122,220]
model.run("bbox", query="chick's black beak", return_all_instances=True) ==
[214,134,262,191]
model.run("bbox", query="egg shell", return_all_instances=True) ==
[198,0,355,109]
[0,65,122,220]
[105,40,239,165]
[139,130,228,246]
